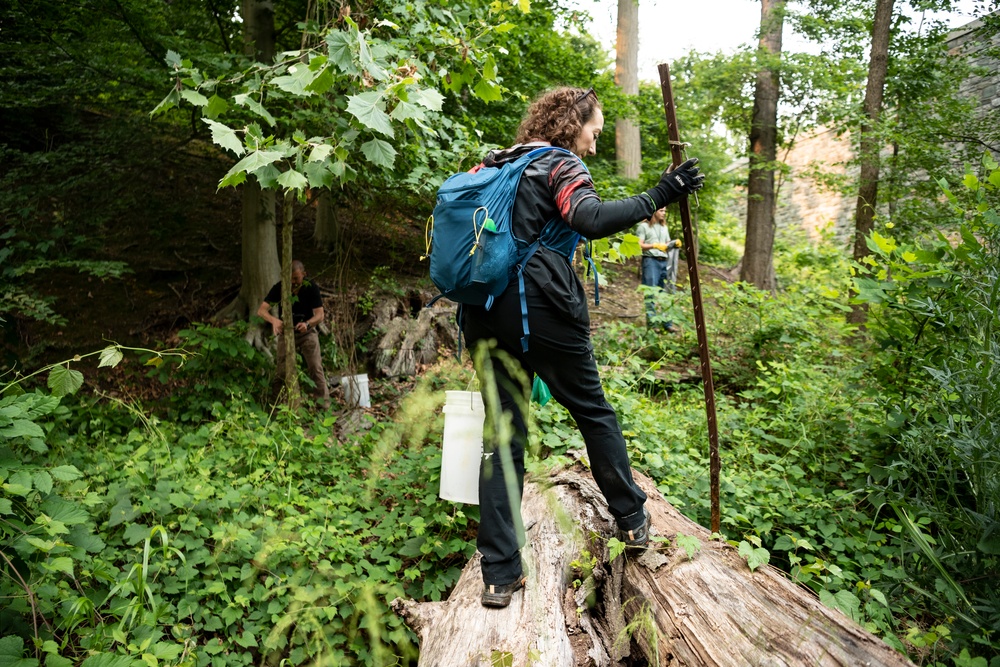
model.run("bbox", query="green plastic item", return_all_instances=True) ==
[531,375,552,406]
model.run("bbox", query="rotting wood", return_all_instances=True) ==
[393,459,915,667]
[372,300,457,377]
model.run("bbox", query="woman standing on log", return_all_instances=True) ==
[462,86,705,608]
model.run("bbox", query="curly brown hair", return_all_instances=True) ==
[515,87,601,149]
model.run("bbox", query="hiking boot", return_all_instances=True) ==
[617,508,651,548]
[481,577,526,608]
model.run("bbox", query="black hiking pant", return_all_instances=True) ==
[462,277,648,586]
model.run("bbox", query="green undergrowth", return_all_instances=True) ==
[533,199,999,664]
[2,358,477,667]
[4,160,998,666]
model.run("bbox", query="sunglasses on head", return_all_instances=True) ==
[573,87,597,105]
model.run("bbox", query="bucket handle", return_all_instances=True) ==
[464,372,479,408]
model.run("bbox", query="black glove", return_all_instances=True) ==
[645,158,705,208]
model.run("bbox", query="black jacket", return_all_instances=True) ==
[480,143,656,319]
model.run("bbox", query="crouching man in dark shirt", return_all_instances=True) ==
[257,260,329,407]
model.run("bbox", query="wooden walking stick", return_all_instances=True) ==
[658,62,721,534]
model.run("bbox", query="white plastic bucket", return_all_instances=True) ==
[440,391,485,504]
[341,374,370,408]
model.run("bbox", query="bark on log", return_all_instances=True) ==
[393,460,914,667]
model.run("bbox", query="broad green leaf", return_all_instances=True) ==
[164,50,182,68]
[0,499,12,515]
[901,251,917,263]
[302,161,334,189]
[773,535,796,551]
[347,92,394,137]
[6,460,36,485]
[975,522,1000,554]
[618,234,641,258]
[205,94,229,119]
[277,169,308,191]
[831,590,862,622]
[0,419,44,439]
[97,345,124,369]
[272,64,318,96]
[607,537,626,562]
[26,537,56,552]
[67,526,105,553]
[410,87,445,112]
[306,67,335,95]
[390,101,425,122]
[46,656,72,667]
[218,170,247,189]
[150,89,180,117]
[48,465,83,482]
[0,636,38,667]
[3,482,31,497]
[221,150,286,186]
[81,653,136,667]
[325,31,357,73]
[483,54,498,81]
[869,231,896,254]
[962,172,979,191]
[307,144,334,162]
[149,644,182,661]
[518,0,531,11]
[253,164,281,189]
[123,522,151,545]
[202,120,246,157]
[356,33,387,81]
[234,94,275,126]
[33,471,52,495]
[179,89,208,107]
[675,533,701,560]
[737,540,769,572]
[361,139,396,169]
[473,78,502,103]
[44,557,74,577]
[47,365,83,397]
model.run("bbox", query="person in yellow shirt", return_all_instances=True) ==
[635,207,681,331]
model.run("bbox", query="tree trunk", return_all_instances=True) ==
[394,461,915,667]
[314,190,339,252]
[372,299,460,378]
[242,0,275,62]
[213,0,280,332]
[740,0,785,292]
[615,0,641,180]
[214,181,280,335]
[279,191,301,405]
[848,0,895,325]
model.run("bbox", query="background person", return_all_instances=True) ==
[461,86,704,608]
[636,207,682,331]
[257,260,329,407]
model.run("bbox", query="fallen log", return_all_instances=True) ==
[392,459,914,667]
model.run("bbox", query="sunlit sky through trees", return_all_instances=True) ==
[569,0,983,83]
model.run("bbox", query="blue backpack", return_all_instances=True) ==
[423,145,599,352]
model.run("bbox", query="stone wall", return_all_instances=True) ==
[947,16,1000,120]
